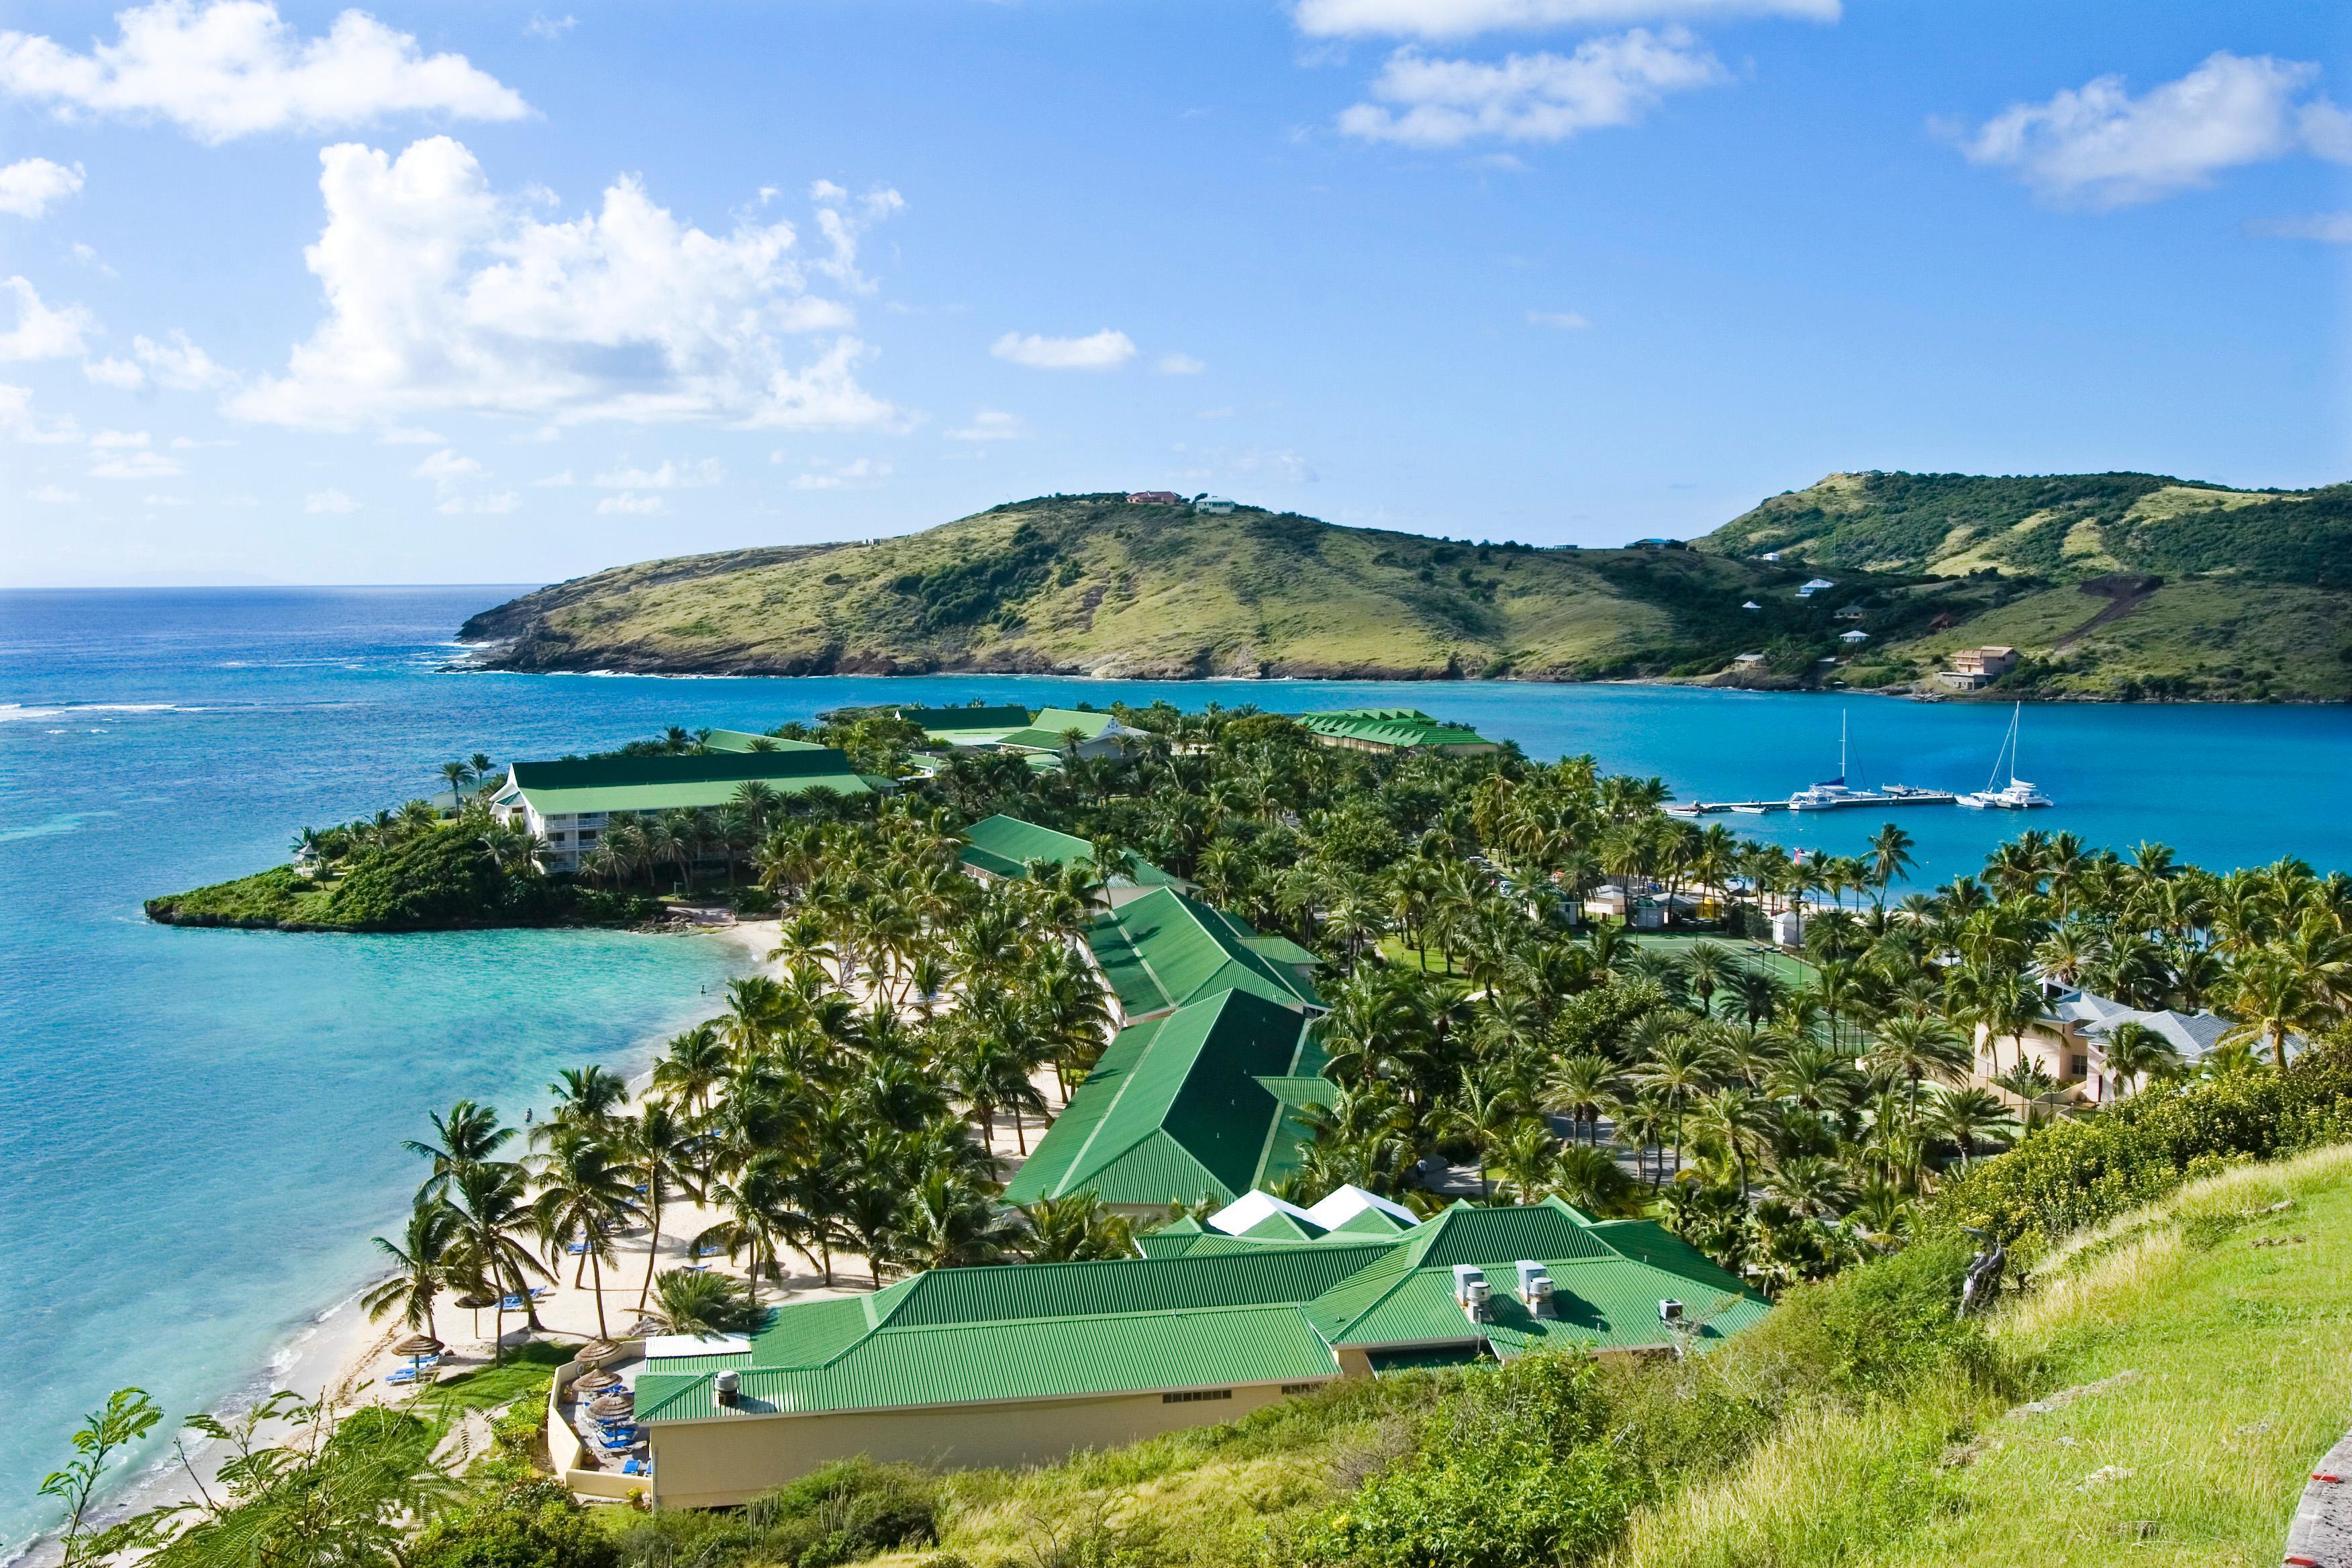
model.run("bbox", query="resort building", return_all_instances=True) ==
[492,750,872,873]
[993,707,1152,760]
[1969,982,2286,1106]
[619,1197,1768,1508]
[958,814,1189,906]
[1295,708,1500,756]
[700,730,827,753]
[1084,886,1322,1025]
[1003,987,1331,1215]
[887,705,1037,747]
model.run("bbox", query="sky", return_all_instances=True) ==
[0,0,2347,587]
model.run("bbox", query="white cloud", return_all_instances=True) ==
[1528,309,1591,328]
[85,356,146,389]
[304,487,358,512]
[510,424,561,443]
[1338,29,1724,146]
[524,12,578,40]
[143,493,192,505]
[170,434,235,448]
[377,424,444,444]
[0,1,529,144]
[2251,211,2352,242]
[595,491,666,514]
[89,449,181,478]
[90,428,151,448]
[809,182,905,295]
[134,330,230,389]
[0,382,81,442]
[591,457,723,489]
[228,136,904,432]
[788,456,891,491]
[0,156,83,217]
[1293,0,1835,38]
[437,490,518,514]
[1957,52,2352,208]
[1234,448,1316,484]
[411,447,481,487]
[28,482,81,502]
[533,468,575,486]
[946,408,1030,441]
[990,328,1136,371]
[1157,351,1207,375]
[0,275,95,360]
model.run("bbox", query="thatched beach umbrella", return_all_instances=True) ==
[454,1293,497,1338]
[588,1393,636,1420]
[625,1316,665,1340]
[573,1369,622,1394]
[578,1338,622,1367]
[391,1333,442,1377]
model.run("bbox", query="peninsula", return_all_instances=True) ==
[457,477,2352,701]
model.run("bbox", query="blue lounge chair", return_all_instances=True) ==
[384,1367,419,1386]
[500,1293,526,1311]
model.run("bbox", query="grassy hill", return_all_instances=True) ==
[460,483,2352,700]
[460,495,2012,683]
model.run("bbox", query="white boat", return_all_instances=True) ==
[1957,704,2053,810]
[1729,805,1767,815]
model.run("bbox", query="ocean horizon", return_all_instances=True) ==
[3,585,2349,1552]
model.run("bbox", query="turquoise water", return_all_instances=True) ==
[1,587,2347,1548]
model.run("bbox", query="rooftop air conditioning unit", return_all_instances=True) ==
[1657,1298,1684,1324]
[1453,1264,1491,1321]
[1516,1261,1554,1317]
[714,1370,740,1408]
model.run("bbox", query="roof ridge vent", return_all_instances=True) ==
[1453,1263,1491,1322]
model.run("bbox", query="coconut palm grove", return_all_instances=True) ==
[55,701,2352,1568]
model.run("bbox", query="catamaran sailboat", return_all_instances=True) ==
[1957,703,2053,810]
[1788,711,1891,810]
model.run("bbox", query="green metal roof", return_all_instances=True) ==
[1002,988,1328,1208]
[1295,707,1498,752]
[637,1196,1768,1427]
[701,730,826,753]
[507,749,869,816]
[890,704,1035,736]
[1084,888,1321,1020]
[959,814,1096,878]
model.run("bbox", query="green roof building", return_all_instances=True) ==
[493,750,870,873]
[994,706,1151,758]
[616,1195,1767,1508]
[1083,886,1321,1023]
[1001,987,1329,1214]
[1296,707,1500,755]
[958,814,1189,905]
[889,704,1036,746]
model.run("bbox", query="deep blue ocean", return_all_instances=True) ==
[2,585,2348,1549]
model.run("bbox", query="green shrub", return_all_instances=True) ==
[411,1491,620,1568]
[1727,1236,1996,1403]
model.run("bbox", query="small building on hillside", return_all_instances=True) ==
[1795,577,1836,598]
[1084,886,1321,1026]
[1839,629,1871,646]
[957,814,1188,906]
[1193,495,1237,514]
[1126,490,1182,505]
[1938,646,2020,691]
[492,750,872,874]
[618,1197,1768,1508]
[1003,986,1331,1217]
[1297,707,1500,756]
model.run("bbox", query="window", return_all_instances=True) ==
[1279,1383,1319,1395]
[1161,1389,1232,1405]
[2070,1055,2089,1078]
[578,830,599,844]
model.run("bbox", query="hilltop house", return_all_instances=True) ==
[1939,646,2020,691]
[1839,629,1870,646]
[1126,490,1182,505]
[615,1197,1768,1508]
[492,750,872,874]
[1193,496,1237,514]
[1002,987,1330,1216]
[957,814,1189,906]
[1796,577,1835,597]
[1296,708,1500,756]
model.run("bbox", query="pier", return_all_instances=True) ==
[1669,789,1958,816]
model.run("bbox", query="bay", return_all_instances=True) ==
[1,585,2347,1551]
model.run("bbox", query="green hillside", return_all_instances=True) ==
[460,494,1991,682]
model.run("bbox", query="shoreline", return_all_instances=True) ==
[15,920,777,1568]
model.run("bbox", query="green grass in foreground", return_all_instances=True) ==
[424,1340,571,1422]
[1614,1143,2352,1567]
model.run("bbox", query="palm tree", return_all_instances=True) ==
[540,1065,628,1143]
[403,1099,516,1199]
[628,1101,699,1311]
[1632,1032,1718,1177]
[445,1161,550,1362]
[1930,1086,2016,1169]
[361,1196,459,1341]
[2224,948,2330,1070]
[1020,1195,1136,1262]
[530,1133,643,1340]
[1866,1015,1970,1110]
[641,1269,760,1338]
[1692,1085,1775,1202]
[1867,822,1916,912]
[695,1155,797,1302]
[2095,1020,2180,1101]
[651,1023,728,1118]
[1429,1075,1520,1201]
[439,760,475,803]
[1542,1055,1622,1149]
[901,1167,1022,1269]
[1544,1144,1637,1216]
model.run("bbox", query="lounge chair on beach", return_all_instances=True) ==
[384,1367,419,1386]
[500,1293,526,1310]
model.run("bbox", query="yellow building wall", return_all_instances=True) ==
[648,1383,1314,1509]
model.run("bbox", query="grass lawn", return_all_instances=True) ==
[1617,1144,2352,1567]
[422,1340,571,1422]
[1628,930,1817,985]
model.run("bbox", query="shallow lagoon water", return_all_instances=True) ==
[1,585,2347,1548]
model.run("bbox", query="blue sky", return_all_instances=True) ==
[0,0,2346,586]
